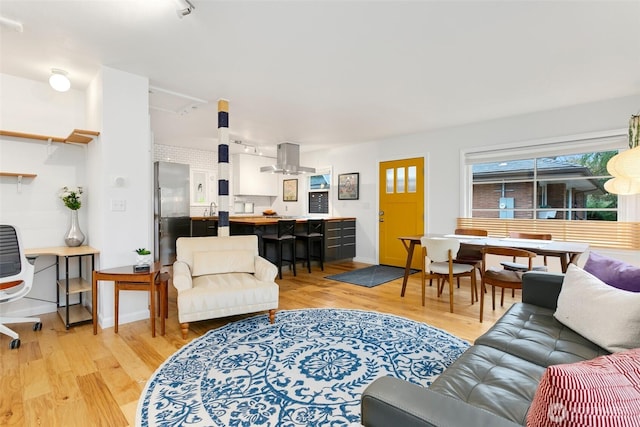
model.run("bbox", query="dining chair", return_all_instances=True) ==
[262,220,297,279]
[480,246,536,322]
[452,228,487,301]
[501,231,551,271]
[420,237,477,313]
[500,231,551,299]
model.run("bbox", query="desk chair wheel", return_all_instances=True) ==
[10,338,20,349]
[33,322,42,331]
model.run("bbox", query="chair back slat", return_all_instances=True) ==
[508,231,552,240]
[278,220,297,238]
[421,237,460,263]
[454,228,488,237]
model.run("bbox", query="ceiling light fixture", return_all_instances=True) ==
[233,140,258,154]
[0,15,23,32]
[176,0,195,18]
[604,114,640,195]
[49,69,71,92]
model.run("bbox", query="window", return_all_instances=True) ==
[463,131,630,222]
[471,151,618,221]
[308,168,331,214]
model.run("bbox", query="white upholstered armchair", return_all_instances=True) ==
[173,235,279,339]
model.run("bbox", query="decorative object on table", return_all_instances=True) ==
[59,186,85,247]
[136,308,469,426]
[326,264,418,288]
[282,178,298,201]
[262,209,277,216]
[338,172,359,200]
[134,248,152,272]
[604,113,640,195]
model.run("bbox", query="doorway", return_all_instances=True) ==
[378,157,424,268]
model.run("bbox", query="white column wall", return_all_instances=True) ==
[87,66,152,329]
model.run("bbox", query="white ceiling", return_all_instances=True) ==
[1,0,639,156]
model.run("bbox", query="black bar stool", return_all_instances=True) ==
[262,220,297,279]
[295,219,324,273]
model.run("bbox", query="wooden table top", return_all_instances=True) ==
[25,245,100,257]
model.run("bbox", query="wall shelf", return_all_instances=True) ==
[0,129,100,144]
[0,172,37,178]
[0,172,37,192]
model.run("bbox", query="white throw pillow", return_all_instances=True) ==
[554,264,640,353]
[191,250,255,276]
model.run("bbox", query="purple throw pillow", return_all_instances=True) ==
[583,252,640,292]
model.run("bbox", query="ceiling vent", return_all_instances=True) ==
[260,142,316,174]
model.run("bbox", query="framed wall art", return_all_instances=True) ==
[338,172,359,200]
[283,178,298,202]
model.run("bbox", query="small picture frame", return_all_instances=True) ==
[283,179,298,202]
[338,172,359,200]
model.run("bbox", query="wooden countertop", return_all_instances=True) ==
[190,216,355,225]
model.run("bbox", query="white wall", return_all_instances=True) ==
[300,94,640,266]
[0,74,88,316]
[1,69,154,328]
[87,66,152,328]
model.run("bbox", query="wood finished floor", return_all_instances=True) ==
[0,261,516,427]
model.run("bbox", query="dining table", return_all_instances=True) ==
[397,234,589,297]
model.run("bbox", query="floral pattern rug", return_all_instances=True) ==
[136,308,469,426]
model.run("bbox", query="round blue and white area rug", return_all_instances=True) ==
[136,308,469,426]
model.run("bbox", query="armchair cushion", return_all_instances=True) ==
[192,250,255,276]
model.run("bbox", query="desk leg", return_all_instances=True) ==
[400,241,418,297]
[92,271,98,335]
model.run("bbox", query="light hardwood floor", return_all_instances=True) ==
[1,261,516,427]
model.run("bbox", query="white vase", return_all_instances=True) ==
[136,253,153,266]
[64,210,85,247]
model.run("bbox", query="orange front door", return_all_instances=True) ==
[379,157,424,268]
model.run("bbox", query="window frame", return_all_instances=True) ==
[460,129,637,222]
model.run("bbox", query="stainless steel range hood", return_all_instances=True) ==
[260,142,316,174]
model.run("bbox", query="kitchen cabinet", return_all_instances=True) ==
[191,218,218,237]
[232,154,277,196]
[324,219,356,261]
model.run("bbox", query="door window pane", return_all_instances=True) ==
[408,166,417,193]
[386,168,394,193]
[397,168,405,193]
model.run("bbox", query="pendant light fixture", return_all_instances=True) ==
[49,69,71,92]
[604,114,640,195]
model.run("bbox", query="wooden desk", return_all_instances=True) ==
[25,245,100,329]
[397,235,589,297]
[92,263,165,337]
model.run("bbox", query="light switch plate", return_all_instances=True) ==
[111,199,126,211]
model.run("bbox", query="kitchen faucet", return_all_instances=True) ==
[209,201,217,216]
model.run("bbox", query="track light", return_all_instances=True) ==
[49,69,70,92]
[176,0,195,18]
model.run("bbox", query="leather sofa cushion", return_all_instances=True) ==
[475,303,609,367]
[191,250,255,276]
[429,345,545,425]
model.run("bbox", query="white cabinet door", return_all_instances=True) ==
[232,154,277,196]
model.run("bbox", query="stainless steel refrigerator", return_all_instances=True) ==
[154,161,192,266]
